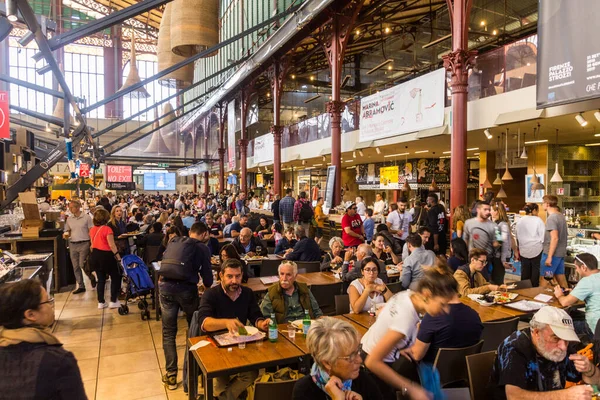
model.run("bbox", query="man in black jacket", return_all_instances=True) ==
[232,227,268,256]
[198,259,270,400]
[285,226,322,262]
[271,194,281,225]
[159,223,213,391]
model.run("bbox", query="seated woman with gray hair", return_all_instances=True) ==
[292,317,383,400]
[321,237,346,271]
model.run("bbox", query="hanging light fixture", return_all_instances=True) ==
[402,151,411,193]
[575,113,588,127]
[484,128,492,139]
[493,173,502,185]
[120,33,150,98]
[496,185,508,198]
[144,108,171,154]
[482,177,493,189]
[502,130,513,180]
[520,131,528,159]
[531,124,546,191]
[429,177,438,192]
[550,128,563,183]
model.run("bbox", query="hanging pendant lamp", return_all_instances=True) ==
[502,130,513,180]
[170,0,219,57]
[530,124,545,191]
[496,185,508,199]
[157,4,193,88]
[120,34,150,98]
[144,108,171,154]
[550,129,563,183]
[493,173,502,185]
[520,131,528,159]
[482,176,493,189]
[429,177,438,192]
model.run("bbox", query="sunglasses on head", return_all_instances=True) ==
[575,255,588,269]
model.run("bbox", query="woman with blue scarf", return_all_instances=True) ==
[293,317,383,400]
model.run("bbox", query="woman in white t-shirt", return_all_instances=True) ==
[362,269,458,400]
[516,203,546,286]
[348,258,393,313]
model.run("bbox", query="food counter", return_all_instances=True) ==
[0,233,66,293]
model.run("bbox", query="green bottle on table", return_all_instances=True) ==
[268,313,278,342]
[303,310,311,335]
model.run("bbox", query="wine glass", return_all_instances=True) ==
[543,271,554,292]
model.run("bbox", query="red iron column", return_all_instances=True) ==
[203,117,210,195]
[269,58,289,196]
[218,104,226,193]
[443,0,475,212]
[320,1,362,206]
[239,89,252,193]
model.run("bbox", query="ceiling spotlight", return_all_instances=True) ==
[291,74,296,79]
[594,110,600,122]
[576,113,588,127]
[492,29,498,35]
[480,20,486,26]
[384,27,390,33]
[6,0,18,22]
[375,147,381,154]
[484,129,492,139]
[310,76,315,81]
[266,92,270,98]
[358,150,364,157]
[353,151,356,158]
[322,155,326,161]
[45,123,51,132]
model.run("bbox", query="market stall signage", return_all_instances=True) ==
[106,182,136,190]
[253,134,274,164]
[537,0,600,107]
[359,69,445,142]
[379,166,399,189]
[0,91,9,140]
[79,163,90,177]
[106,165,133,182]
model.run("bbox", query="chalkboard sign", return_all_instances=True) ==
[324,165,336,209]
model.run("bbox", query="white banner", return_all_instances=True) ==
[253,134,274,164]
[359,68,446,142]
[227,100,237,171]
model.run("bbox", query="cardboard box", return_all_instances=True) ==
[19,192,42,238]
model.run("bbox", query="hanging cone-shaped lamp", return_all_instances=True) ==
[170,0,219,57]
[550,163,563,183]
[157,3,194,89]
[145,108,171,154]
[493,173,502,185]
[482,177,493,189]
[531,171,545,191]
[520,146,528,159]
[502,162,513,180]
[496,185,508,199]
[429,177,438,192]
[120,34,150,98]
[402,179,411,193]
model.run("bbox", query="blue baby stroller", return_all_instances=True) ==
[119,254,155,320]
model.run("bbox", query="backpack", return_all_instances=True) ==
[299,201,313,222]
[158,236,199,281]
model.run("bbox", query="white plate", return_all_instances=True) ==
[292,319,316,330]
[467,294,494,306]
[235,326,259,336]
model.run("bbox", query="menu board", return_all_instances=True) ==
[106,182,136,190]
[106,165,132,183]
[537,0,600,107]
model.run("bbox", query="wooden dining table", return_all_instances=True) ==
[187,335,305,400]
[343,312,377,329]
[244,272,342,292]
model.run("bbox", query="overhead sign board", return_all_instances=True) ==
[106,165,133,183]
[79,163,90,177]
[0,91,9,140]
[537,0,600,107]
[359,68,445,142]
[106,182,136,190]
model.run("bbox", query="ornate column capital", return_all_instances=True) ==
[442,49,477,94]
[218,148,226,157]
[238,138,249,152]
[270,125,284,142]
[326,100,346,115]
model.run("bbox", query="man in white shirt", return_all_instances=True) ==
[372,193,387,224]
[386,199,411,246]
[515,203,545,287]
[63,200,94,294]
[355,196,367,217]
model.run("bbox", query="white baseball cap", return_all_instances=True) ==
[531,306,580,342]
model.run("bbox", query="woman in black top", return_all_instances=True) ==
[320,236,346,271]
[219,243,251,282]
[254,216,271,239]
[108,205,130,256]
[448,237,468,272]
[0,280,87,399]
[293,317,382,400]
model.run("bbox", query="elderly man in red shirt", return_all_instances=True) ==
[342,203,365,248]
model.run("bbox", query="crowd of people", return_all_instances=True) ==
[1,188,598,400]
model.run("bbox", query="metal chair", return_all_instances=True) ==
[296,261,321,273]
[334,294,350,315]
[481,317,519,352]
[433,340,484,387]
[310,282,343,316]
[260,259,282,277]
[513,279,532,289]
[254,379,298,400]
[466,351,497,400]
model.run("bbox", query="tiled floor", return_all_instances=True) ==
[52,276,190,400]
